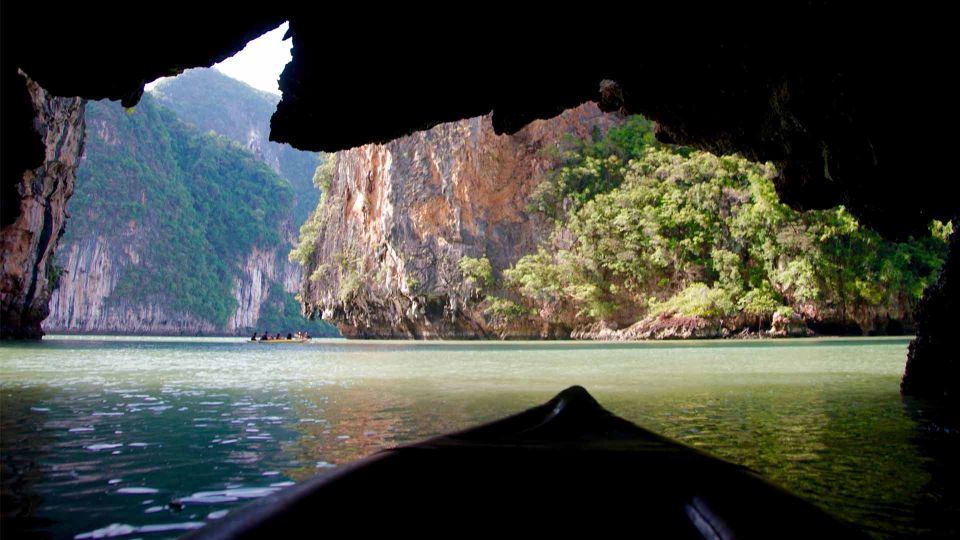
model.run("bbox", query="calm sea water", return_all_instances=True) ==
[1,336,956,539]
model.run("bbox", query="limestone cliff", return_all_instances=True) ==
[299,104,620,338]
[46,236,300,334]
[0,74,85,339]
[227,248,301,331]
[43,94,324,336]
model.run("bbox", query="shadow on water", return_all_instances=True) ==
[594,378,955,540]
[900,397,960,539]
[1,387,58,539]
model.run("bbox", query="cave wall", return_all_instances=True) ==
[902,223,959,400]
[0,75,85,339]
[5,7,953,235]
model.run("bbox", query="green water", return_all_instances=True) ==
[0,336,956,539]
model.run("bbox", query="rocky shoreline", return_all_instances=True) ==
[313,309,908,341]
[570,311,816,341]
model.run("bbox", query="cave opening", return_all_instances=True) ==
[13,22,341,339]
[1,6,958,539]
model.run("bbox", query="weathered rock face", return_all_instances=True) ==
[571,318,724,341]
[300,104,619,338]
[770,311,815,338]
[227,249,301,331]
[45,238,300,335]
[571,312,815,341]
[0,75,85,339]
[44,239,217,335]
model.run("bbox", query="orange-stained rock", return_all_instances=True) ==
[299,104,620,338]
[0,74,85,339]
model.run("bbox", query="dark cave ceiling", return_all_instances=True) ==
[3,4,957,237]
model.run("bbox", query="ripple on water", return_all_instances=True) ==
[86,444,123,451]
[1,336,944,539]
[176,486,281,505]
[74,521,205,539]
[116,487,159,494]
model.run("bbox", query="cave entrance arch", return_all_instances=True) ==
[2,7,956,399]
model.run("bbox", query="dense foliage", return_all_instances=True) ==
[489,117,950,333]
[528,115,660,220]
[289,155,335,268]
[151,69,321,225]
[458,256,494,297]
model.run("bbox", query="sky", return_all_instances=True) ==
[146,22,291,95]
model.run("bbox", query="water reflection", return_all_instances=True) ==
[600,382,943,539]
[900,397,960,539]
[1,386,58,539]
[281,386,411,480]
[0,336,951,539]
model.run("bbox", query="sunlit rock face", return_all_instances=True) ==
[299,104,619,338]
[0,75,85,339]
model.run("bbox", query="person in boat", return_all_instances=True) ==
[287,333,293,340]
[261,332,270,341]
[251,332,258,341]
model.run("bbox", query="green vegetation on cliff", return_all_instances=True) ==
[62,88,336,336]
[489,118,950,335]
[255,283,328,335]
[70,95,291,326]
[151,69,321,225]
[289,155,335,269]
